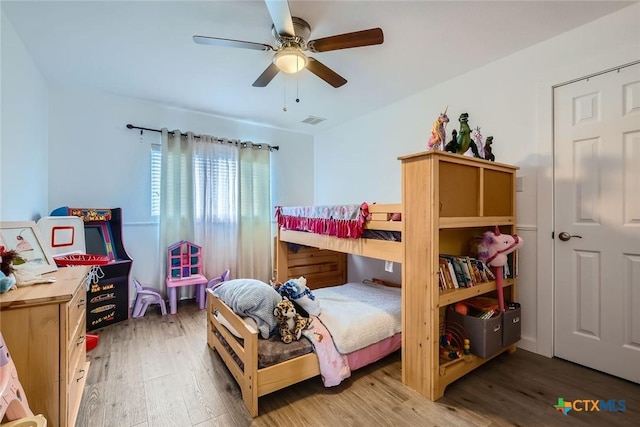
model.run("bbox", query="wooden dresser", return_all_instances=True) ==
[0,266,90,427]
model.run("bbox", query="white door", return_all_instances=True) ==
[553,62,640,383]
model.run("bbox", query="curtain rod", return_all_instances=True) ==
[126,124,279,151]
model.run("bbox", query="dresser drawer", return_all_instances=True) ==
[68,358,87,427]
[67,312,86,384]
[67,283,87,333]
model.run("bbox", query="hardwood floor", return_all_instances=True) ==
[76,301,640,427]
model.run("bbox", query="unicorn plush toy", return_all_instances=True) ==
[478,227,523,312]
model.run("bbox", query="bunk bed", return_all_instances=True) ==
[205,203,403,417]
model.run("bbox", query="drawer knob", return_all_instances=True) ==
[77,335,86,346]
[77,299,86,307]
[76,369,85,382]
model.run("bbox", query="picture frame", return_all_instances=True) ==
[0,221,58,275]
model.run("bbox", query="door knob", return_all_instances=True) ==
[558,232,582,241]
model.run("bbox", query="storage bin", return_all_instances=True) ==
[447,309,503,358]
[502,302,521,347]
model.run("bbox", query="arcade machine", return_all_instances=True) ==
[50,207,132,331]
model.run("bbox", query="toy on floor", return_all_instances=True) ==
[132,278,167,317]
[0,332,34,422]
[165,241,208,314]
[273,297,312,344]
[274,276,320,316]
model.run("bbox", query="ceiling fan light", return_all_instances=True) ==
[273,48,308,74]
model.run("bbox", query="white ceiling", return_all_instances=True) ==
[2,1,634,135]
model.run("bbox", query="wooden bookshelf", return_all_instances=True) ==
[399,150,519,401]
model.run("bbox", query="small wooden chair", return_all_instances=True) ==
[132,278,167,317]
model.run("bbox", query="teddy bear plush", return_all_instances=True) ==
[273,297,312,344]
[275,276,321,316]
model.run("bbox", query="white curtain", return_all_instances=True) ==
[237,146,271,279]
[157,128,271,295]
[192,134,239,282]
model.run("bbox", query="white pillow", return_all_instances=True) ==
[214,311,258,338]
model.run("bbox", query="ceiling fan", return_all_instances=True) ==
[193,0,384,88]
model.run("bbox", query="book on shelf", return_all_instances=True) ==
[438,267,446,291]
[463,296,501,319]
[455,256,474,286]
[440,255,468,287]
[438,257,457,289]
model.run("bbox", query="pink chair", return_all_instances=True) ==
[132,278,167,317]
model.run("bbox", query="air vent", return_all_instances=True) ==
[301,116,327,125]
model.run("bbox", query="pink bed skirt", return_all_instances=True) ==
[275,203,370,239]
[347,333,402,371]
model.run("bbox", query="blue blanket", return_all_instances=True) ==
[212,279,281,339]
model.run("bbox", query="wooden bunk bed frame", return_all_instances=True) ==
[206,203,402,417]
[275,202,403,284]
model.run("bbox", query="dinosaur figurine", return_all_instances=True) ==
[484,136,495,161]
[456,113,481,157]
[427,107,449,151]
[444,129,458,153]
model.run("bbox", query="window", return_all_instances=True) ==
[150,145,238,221]
[193,155,238,222]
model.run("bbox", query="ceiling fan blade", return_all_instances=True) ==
[307,28,384,53]
[264,0,295,37]
[306,57,347,88]
[193,35,274,51]
[252,63,280,87]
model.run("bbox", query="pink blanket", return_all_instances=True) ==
[302,318,351,387]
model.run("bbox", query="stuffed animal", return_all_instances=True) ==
[275,276,321,316]
[0,247,18,294]
[478,227,524,311]
[273,297,312,344]
[478,227,523,268]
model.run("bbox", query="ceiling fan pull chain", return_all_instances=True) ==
[283,82,287,112]
[296,73,300,103]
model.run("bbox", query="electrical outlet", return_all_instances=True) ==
[385,260,394,272]
[516,176,523,192]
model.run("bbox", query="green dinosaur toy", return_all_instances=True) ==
[456,113,481,157]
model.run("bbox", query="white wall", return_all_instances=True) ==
[313,4,640,356]
[47,87,314,300]
[2,7,314,302]
[0,11,49,221]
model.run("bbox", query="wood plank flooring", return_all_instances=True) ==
[76,301,640,427]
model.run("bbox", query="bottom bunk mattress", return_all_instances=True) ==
[212,280,402,380]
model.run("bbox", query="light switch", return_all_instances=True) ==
[516,176,523,192]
